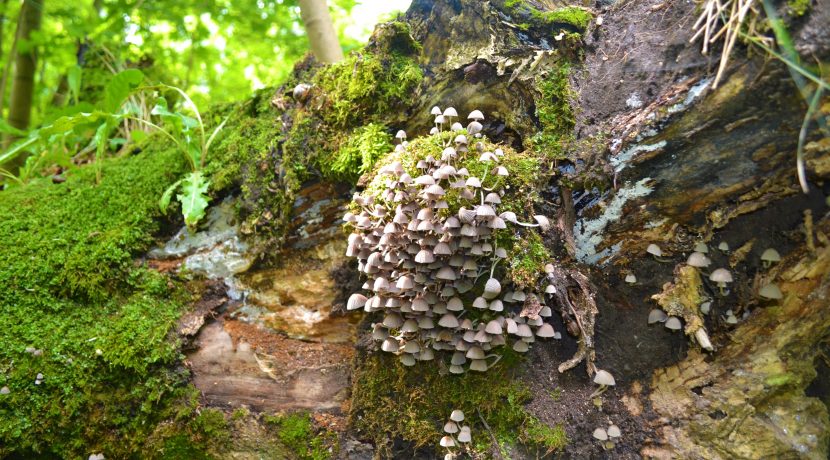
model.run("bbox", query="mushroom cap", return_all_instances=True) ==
[718,241,729,251]
[401,319,419,333]
[443,107,458,117]
[470,359,488,372]
[593,428,609,441]
[466,346,486,360]
[687,252,711,268]
[624,274,637,284]
[395,130,407,139]
[648,309,668,324]
[646,243,663,257]
[438,314,460,328]
[444,421,459,434]
[347,293,368,310]
[761,248,781,262]
[536,323,555,338]
[593,369,616,386]
[440,436,456,447]
[664,317,683,330]
[607,424,621,438]
[485,320,503,335]
[450,409,465,422]
[483,278,502,299]
[458,426,472,443]
[512,340,529,352]
[709,268,733,283]
[381,338,399,352]
[694,242,709,253]
[447,297,464,311]
[468,109,484,120]
[759,283,783,300]
[431,106,442,115]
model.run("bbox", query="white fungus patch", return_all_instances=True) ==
[668,77,712,113]
[610,141,667,173]
[574,178,654,265]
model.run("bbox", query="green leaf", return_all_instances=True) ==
[130,130,148,143]
[103,69,144,113]
[177,172,210,228]
[67,65,83,105]
[159,179,183,214]
[0,119,27,136]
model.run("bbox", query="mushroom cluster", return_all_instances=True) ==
[344,108,556,372]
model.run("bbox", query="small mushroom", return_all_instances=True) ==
[759,283,783,300]
[709,268,733,296]
[624,274,637,284]
[607,424,621,438]
[648,309,668,324]
[458,425,472,443]
[647,243,669,262]
[687,251,711,268]
[444,421,459,434]
[593,369,616,387]
[0,386,9,395]
[593,427,609,441]
[664,316,683,331]
[718,241,729,252]
[694,242,709,254]
[450,409,465,422]
[440,436,456,448]
[760,248,781,268]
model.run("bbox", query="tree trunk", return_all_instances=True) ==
[4,0,43,171]
[0,2,21,122]
[297,0,343,63]
[7,0,42,131]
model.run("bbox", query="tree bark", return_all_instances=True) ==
[0,2,21,121]
[7,0,42,132]
[4,0,43,172]
[297,0,343,64]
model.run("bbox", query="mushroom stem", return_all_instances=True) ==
[485,354,503,370]
[589,384,609,399]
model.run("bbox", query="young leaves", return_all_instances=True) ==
[103,69,145,113]
[177,172,211,229]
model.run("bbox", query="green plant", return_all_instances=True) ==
[131,85,228,229]
[264,412,335,460]
[0,68,145,184]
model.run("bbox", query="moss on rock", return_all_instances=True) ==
[0,146,216,457]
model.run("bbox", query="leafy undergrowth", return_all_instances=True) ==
[349,351,567,457]
[0,145,213,457]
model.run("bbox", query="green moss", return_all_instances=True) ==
[786,0,811,16]
[0,146,209,457]
[535,7,593,30]
[350,351,566,456]
[322,123,393,181]
[264,412,336,460]
[508,231,551,288]
[501,1,593,35]
[523,417,569,454]
[314,52,422,128]
[531,64,575,162]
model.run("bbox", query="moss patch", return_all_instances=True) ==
[264,412,337,460]
[324,123,393,182]
[502,1,593,36]
[349,350,567,456]
[508,230,552,288]
[531,64,576,162]
[0,146,218,457]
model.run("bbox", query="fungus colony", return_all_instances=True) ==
[344,108,556,373]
